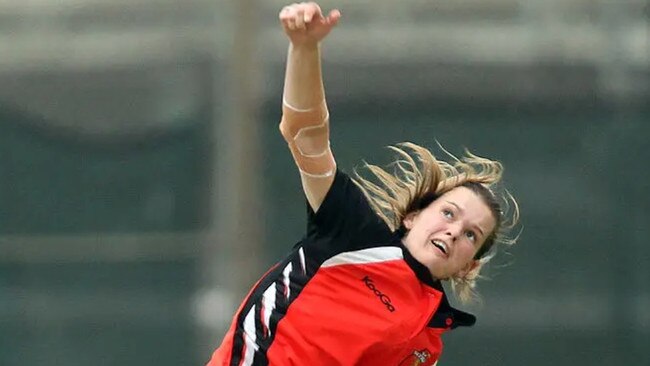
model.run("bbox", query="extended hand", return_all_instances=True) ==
[279,2,341,46]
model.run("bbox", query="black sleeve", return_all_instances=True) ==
[305,170,393,252]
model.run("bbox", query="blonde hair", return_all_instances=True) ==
[353,142,520,304]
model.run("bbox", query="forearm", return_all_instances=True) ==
[282,43,325,110]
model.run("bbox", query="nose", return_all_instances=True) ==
[445,223,463,242]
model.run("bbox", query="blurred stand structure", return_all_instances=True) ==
[0,0,648,365]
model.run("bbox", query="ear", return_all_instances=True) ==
[456,260,481,279]
[402,211,419,230]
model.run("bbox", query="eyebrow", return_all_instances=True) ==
[445,200,486,238]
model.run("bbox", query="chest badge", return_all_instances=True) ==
[398,349,436,366]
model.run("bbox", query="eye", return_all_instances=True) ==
[442,209,453,219]
[465,230,476,242]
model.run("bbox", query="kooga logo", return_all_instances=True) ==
[361,276,395,312]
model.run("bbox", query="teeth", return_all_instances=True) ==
[431,240,447,254]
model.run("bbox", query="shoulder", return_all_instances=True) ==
[307,169,392,245]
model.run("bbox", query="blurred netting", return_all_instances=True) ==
[1,0,648,365]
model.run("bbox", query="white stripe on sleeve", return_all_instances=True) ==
[321,247,403,268]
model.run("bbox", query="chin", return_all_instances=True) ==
[430,272,447,281]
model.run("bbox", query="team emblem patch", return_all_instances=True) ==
[398,349,436,366]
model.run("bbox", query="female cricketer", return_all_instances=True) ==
[207,2,519,365]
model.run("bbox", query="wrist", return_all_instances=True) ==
[289,42,320,53]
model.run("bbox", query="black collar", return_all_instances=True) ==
[397,238,476,329]
[427,290,476,329]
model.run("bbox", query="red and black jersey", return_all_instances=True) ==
[207,170,475,366]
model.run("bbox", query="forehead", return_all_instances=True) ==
[436,186,496,229]
[439,186,482,202]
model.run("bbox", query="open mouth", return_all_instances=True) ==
[430,239,448,256]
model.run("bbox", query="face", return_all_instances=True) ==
[402,186,496,280]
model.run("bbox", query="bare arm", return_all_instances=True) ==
[278,2,341,212]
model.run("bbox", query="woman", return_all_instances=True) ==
[207,2,519,365]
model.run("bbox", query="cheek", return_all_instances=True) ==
[417,212,443,233]
[456,242,478,260]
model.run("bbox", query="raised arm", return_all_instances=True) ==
[278,2,341,212]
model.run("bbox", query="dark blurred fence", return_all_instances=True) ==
[2,98,648,365]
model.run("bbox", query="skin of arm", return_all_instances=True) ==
[278,3,341,212]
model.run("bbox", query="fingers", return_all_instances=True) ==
[295,7,306,30]
[302,3,320,24]
[279,6,296,30]
[279,2,327,31]
[324,9,341,26]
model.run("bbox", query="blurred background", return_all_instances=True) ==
[0,0,648,365]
